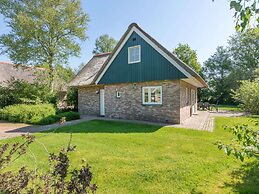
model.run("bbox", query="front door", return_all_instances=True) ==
[100,89,105,116]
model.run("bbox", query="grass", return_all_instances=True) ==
[217,104,240,111]
[1,116,259,193]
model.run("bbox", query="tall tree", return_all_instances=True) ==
[93,34,117,54]
[203,46,233,104]
[0,0,89,91]
[172,43,202,74]
[228,28,259,81]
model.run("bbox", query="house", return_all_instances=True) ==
[70,23,207,124]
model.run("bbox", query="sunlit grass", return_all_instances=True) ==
[1,117,258,193]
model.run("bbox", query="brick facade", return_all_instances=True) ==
[179,81,197,123]
[78,85,103,115]
[78,80,197,124]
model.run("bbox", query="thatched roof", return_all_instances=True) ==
[69,53,111,87]
[0,62,41,87]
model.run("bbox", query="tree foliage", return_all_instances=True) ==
[92,34,117,54]
[228,28,259,81]
[232,79,259,114]
[203,46,233,103]
[0,78,56,108]
[202,28,259,104]
[0,0,88,89]
[229,0,259,31]
[173,43,202,74]
[217,122,259,162]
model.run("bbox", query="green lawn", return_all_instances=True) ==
[217,104,240,111]
[1,116,258,193]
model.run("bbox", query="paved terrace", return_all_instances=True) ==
[0,111,246,139]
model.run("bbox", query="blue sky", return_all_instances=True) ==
[0,0,236,70]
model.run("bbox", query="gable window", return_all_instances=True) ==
[142,86,162,105]
[128,45,141,64]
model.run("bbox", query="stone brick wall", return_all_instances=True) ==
[77,80,197,124]
[179,81,197,123]
[104,80,180,124]
[78,85,103,115]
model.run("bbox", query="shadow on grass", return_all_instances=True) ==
[223,161,259,194]
[41,119,163,133]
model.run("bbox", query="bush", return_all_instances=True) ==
[232,80,259,114]
[0,78,56,108]
[0,104,56,124]
[67,87,78,109]
[0,135,97,193]
[37,111,80,125]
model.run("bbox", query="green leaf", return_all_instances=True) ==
[230,1,242,11]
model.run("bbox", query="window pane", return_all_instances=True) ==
[151,87,161,103]
[155,88,161,103]
[129,46,140,63]
[144,88,149,102]
[142,86,162,104]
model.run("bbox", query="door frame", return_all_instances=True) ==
[100,89,105,116]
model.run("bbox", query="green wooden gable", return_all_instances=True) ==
[98,31,187,84]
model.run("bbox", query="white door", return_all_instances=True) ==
[100,89,105,116]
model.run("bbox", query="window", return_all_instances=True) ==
[128,45,141,64]
[142,86,162,105]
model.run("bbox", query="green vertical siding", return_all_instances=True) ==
[99,32,187,84]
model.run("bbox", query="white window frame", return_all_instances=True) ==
[128,45,141,64]
[142,86,162,105]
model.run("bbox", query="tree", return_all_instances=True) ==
[92,34,117,54]
[203,46,233,104]
[0,0,89,91]
[229,0,259,31]
[228,28,259,81]
[54,64,75,91]
[172,43,202,74]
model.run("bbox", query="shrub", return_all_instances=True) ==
[37,111,80,125]
[0,104,56,124]
[67,88,78,109]
[232,80,259,114]
[0,134,97,193]
[0,78,56,108]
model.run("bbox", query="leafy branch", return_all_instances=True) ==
[217,123,259,161]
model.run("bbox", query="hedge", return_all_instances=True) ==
[0,104,80,125]
[38,111,80,125]
[0,104,56,124]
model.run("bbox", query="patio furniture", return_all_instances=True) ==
[198,102,204,110]
[204,102,210,110]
